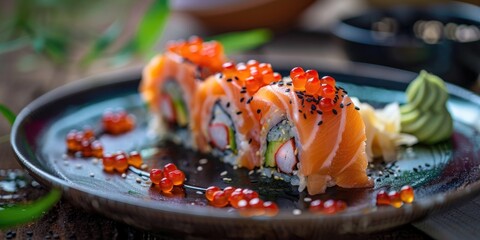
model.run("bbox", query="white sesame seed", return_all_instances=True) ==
[140,164,148,170]
[89,172,95,177]
[293,209,302,215]
[233,166,238,170]
[136,177,142,183]
[222,177,232,182]
[304,197,312,202]
[199,158,208,165]
[197,166,203,171]
[121,173,127,178]
[220,171,228,176]
[196,191,203,195]
[92,158,99,164]
[248,170,254,175]
[75,164,82,169]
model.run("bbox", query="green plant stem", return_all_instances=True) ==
[0,188,62,229]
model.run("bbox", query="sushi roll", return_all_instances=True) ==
[191,60,282,169]
[140,36,225,147]
[250,67,373,195]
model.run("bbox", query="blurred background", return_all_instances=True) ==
[0,0,479,238]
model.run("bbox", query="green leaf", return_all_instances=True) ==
[134,0,170,56]
[0,104,16,125]
[0,188,62,229]
[208,28,273,54]
[81,21,122,66]
[0,37,29,54]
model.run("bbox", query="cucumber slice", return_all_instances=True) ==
[173,98,188,127]
[265,141,282,167]
[228,127,237,152]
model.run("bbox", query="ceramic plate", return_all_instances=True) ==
[11,57,480,238]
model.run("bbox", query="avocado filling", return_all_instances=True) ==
[265,119,297,172]
[161,80,189,127]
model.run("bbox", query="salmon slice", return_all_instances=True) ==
[191,74,261,169]
[252,82,371,195]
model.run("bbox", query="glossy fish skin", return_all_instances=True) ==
[251,82,373,195]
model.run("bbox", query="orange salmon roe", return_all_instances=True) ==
[263,201,279,216]
[150,168,163,185]
[167,169,185,186]
[388,191,403,208]
[205,186,221,201]
[114,154,128,173]
[289,67,342,112]
[211,191,229,208]
[102,153,115,172]
[102,109,135,135]
[204,185,278,217]
[160,177,173,192]
[376,190,390,206]
[309,199,347,214]
[65,127,104,158]
[220,60,281,94]
[127,151,143,168]
[400,185,415,203]
[167,37,225,71]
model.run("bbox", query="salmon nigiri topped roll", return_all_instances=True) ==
[251,67,373,195]
[140,36,226,146]
[191,60,282,169]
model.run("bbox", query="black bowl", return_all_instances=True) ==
[332,2,480,89]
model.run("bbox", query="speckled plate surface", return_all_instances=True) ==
[11,57,480,238]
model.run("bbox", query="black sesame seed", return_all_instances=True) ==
[289,100,292,104]
[340,103,344,108]
[346,102,352,107]
[256,109,261,114]
[248,138,252,144]
[236,111,242,115]
[317,120,323,126]
[311,104,316,110]
[247,97,253,104]
[240,90,247,94]
[226,78,233,82]
[234,76,239,81]
[285,88,291,92]
[316,110,323,115]
[226,102,230,108]
[413,168,419,172]
[303,113,307,119]
[219,73,223,78]
[240,97,245,102]
[425,163,431,167]
[298,109,303,113]
[332,109,338,115]
[355,106,360,110]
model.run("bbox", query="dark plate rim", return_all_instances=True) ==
[10,56,480,227]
